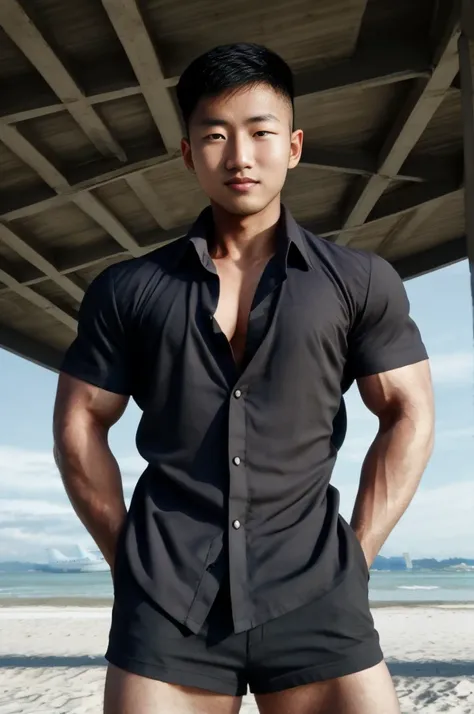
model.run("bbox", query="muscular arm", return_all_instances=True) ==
[351,359,435,567]
[53,373,129,571]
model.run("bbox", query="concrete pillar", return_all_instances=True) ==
[459,25,474,339]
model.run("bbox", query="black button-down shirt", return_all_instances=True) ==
[61,205,428,634]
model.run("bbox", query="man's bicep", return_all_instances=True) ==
[54,372,129,434]
[357,360,434,421]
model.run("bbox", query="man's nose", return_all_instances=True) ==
[224,135,253,172]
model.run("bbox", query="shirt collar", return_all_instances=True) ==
[171,204,311,273]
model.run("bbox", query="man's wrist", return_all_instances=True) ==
[351,526,377,569]
[360,540,377,569]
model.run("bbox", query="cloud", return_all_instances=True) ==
[0,500,72,519]
[429,351,473,385]
[0,445,143,499]
[338,424,473,467]
[0,445,144,561]
[336,480,474,560]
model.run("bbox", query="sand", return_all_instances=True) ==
[0,605,473,713]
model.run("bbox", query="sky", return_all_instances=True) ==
[0,260,473,562]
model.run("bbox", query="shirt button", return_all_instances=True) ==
[232,456,241,466]
[232,520,241,530]
[234,389,242,399]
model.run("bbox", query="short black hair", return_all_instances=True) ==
[176,43,295,133]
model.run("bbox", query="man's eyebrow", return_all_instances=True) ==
[197,113,281,127]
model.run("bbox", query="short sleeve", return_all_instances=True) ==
[60,266,132,395]
[348,254,428,378]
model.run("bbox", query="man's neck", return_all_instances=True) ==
[209,198,281,264]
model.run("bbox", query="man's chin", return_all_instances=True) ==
[210,194,277,218]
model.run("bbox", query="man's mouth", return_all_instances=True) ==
[225,178,259,191]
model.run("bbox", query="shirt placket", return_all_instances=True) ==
[227,380,251,632]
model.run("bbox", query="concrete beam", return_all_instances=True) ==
[1,42,431,125]
[101,0,183,152]
[0,141,458,225]
[0,262,77,331]
[335,7,462,245]
[294,44,431,98]
[0,0,126,161]
[459,31,474,263]
[0,223,84,302]
[391,235,466,280]
[458,22,474,337]
[0,324,64,371]
[124,173,175,230]
[311,175,461,238]
[0,121,142,256]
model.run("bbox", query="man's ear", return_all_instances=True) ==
[288,128,304,170]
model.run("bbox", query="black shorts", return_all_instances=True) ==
[106,560,383,697]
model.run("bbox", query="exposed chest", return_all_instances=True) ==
[133,263,351,390]
[212,258,269,366]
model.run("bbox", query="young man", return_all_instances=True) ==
[53,43,434,714]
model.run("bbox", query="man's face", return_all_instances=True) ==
[182,83,303,216]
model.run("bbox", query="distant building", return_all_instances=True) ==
[372,555,408,571]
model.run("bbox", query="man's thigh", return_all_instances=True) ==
[104,664,243,714]
[255,661,400,714]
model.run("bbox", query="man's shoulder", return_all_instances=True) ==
[84,238,187,321]
[95,238,186,291]
[300,226,373,280]
[299,225,407,314]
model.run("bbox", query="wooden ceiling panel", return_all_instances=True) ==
[18,113,105,168]
[0,289,72,349]
[93,180,161,236]
[412,91,463,156]
[282,167,350,222]
[146,0,372,77]
[0,27,36,78]
[383,190,465,261]
[0,241,34,268]
[0,141,50,194]
[94,94,166,153]
[344,213,403,252]
[296,81,411,149]
[9,202,109,253]
[24,0,131,68]
[146,161,209,226]
[359,0,432,44]
[33,278,81,313]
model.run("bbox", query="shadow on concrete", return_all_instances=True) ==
[0,656,473,677]
[0,655,106,667]
[388,660,474,677]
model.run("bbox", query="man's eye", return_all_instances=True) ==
[255,131,272,137]
[205,134,224,141]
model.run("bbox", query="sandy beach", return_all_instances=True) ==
[0,605,473,713]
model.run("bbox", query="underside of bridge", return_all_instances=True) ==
[0,0,473,371]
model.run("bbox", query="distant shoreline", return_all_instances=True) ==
[0,597,473,609]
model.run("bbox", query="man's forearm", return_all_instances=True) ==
[54,422,127,569]
[350,413,434,567]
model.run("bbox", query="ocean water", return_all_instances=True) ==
[368,570,474,603]
[0,570,473,604]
